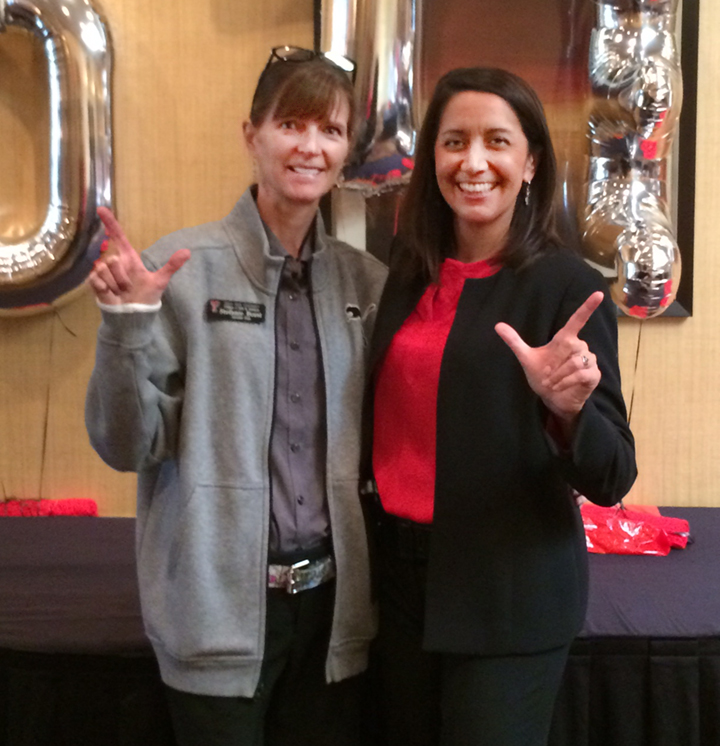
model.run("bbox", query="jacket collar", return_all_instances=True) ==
[221,187,332,294]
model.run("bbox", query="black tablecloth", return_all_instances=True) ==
[1,509,719,745]
[0,517,172,746]
[580,507,720,638]
[555,507,720,746]
[0,518,146,655]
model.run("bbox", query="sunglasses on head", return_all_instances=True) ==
[261,46,356,81]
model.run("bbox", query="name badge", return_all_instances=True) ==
[206,299,266,323]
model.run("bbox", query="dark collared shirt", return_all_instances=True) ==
[265,223,330,558]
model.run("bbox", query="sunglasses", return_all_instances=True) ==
[261,46,356,82]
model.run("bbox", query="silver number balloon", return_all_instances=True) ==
[319,0,420,194]
[584,0,682,318]
[0,0,113,311]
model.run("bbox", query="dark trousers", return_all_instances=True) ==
[374,517,570,746]
[164,580,363,746]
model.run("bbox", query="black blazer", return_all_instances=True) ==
[366,250,637,656]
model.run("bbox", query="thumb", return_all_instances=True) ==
[495,322,532,366]
[155,249,191,287]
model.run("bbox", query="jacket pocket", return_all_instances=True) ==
[139,483,266,662]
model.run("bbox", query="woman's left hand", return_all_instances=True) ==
[494,291,604,424]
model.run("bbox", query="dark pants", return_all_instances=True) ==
[164,580,363,746]
[374,516,570,746]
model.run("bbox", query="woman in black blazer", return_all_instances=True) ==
[366,68,637,746]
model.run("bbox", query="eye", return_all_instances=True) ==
[279,120,298,130]
[489,136,510,147]
[442,137,465,150]
[324,124,344,137]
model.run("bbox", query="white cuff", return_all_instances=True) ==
[97,300,162,313]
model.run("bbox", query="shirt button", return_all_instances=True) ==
[290,443,301,453]
[288,293,297,301]
[289,341,300,351]
[297,495,305,505]
[290,393,301,403]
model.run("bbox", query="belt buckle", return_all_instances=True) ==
[288,558,310,594]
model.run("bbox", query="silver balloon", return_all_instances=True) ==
[584,0,682,318]
[583,160,680,316]
[319,0,420,194]
[0,0,113,310]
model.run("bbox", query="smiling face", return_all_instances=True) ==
[434,91,536,258]
[244,96,350,213]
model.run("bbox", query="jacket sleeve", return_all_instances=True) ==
[85,288,185,473]
[549,267,638,506]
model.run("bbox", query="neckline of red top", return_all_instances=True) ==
[441,255,501,280]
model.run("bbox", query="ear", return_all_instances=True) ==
[242,120,256,153]
[524,151,537,183]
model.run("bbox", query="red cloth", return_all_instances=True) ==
[581,502,689,555]
[0,499,98,517]
[373,257,499,523]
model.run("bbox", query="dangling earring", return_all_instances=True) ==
[523,181,531,206]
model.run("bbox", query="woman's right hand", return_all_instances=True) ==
[87,207,191,306]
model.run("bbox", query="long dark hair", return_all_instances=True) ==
[250,56,357,140]
[397,67,560,282]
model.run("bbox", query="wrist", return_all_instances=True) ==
[545,409,578,449]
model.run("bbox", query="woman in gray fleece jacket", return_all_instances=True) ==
[85,48,387,746]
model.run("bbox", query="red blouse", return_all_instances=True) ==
[373,257,501,524]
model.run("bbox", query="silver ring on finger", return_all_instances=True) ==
[581,355,590,368]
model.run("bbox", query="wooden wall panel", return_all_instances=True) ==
[0,314,52,500]
[0,26,48,240]
[1,0,720,514]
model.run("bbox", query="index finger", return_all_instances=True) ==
[561,291,604,337]
[97,207,136,257]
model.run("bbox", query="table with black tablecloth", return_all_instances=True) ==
[550,507,720,746]
[1,508,719,746]
[0,517,174,746]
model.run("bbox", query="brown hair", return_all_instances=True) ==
[250,56,357,140]
[396,67,560,282]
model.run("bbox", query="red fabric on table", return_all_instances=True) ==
[0,499,98,517]
[373,257,499,524]
[581,503,690,556]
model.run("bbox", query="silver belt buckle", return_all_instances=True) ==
[268,555,335,593]
[288,558,310,595]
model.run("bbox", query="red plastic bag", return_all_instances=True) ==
[581,503,690,556]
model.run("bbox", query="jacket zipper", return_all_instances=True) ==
[307,257,331,538]
[266,263,284,556]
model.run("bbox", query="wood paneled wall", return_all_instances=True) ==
[0,0,718,514]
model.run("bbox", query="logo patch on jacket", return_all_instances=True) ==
[206,299,266,323]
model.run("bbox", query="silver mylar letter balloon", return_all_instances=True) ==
[584,0,682,318]
[0,0,113,311]
[319,0,420,194]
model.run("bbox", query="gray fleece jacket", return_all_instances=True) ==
[85,189,388,697]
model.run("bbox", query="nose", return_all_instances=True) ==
[463,140,488,173]
[298,125,321,154]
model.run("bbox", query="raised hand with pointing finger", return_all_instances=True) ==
[494,290,605,424]
[88,207,191,306]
